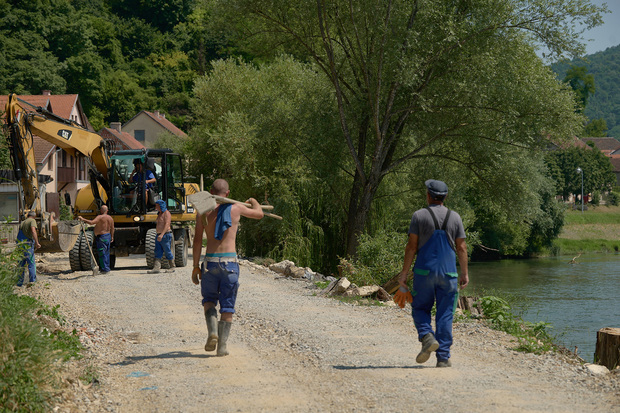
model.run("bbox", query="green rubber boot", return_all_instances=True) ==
[204,308,218,352]
[166,259,176,273]
[217,321,232,357]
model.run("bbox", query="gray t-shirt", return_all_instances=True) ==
[408,204,466,249]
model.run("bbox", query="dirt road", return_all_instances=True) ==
[25,253,619,412]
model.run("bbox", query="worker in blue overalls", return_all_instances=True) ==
[397,180,469,367]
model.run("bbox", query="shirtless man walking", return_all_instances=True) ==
[192,179,264,356]
[78,205,115,273]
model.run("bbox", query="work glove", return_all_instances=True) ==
[393,286,413,309]
[191,266,202,285]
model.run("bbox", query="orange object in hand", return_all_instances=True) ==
[393,286,413,309]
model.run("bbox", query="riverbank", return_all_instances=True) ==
[553,205,620,255]
[12,253,620,412]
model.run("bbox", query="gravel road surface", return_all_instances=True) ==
[22,252,620,412]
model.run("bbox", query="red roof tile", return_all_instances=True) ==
[581,137,620,152]
[100,127,145,150]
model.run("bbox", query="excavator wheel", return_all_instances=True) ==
[174,230,188,268]
[69,233,83,272]
[79,231,96,271]
[145,228,157,269]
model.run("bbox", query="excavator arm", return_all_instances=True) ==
[3,93,110,251]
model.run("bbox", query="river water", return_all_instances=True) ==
[467,253,620,363]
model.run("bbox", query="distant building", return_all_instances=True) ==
[122,110,187,149]
[100,122,145,151]
[580,137,620,156]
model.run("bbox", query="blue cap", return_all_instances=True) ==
[425,180,448,197]
[155,199,167,212]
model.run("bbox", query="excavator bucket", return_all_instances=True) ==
[38,220,81,253]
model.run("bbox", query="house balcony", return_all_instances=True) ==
[57,166,75,183]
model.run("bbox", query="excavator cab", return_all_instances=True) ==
[108,150,184,216]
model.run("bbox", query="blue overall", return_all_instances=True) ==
[95,233,111,272]
[16,229,36,285]
[411,208,459,362]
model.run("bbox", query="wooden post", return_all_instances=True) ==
[594,327,620,370]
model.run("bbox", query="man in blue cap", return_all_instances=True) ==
[397,179,469,367]
[148,199,174,274]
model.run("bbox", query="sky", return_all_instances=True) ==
[582,1,620,55]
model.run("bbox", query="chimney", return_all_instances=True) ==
[110,122,122,132]
[154,110,160,118]
[42,90,51,95]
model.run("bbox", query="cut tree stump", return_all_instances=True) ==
[594,327,620,370]
[457,296,483,317]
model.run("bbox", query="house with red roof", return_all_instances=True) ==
[99,122,145,151]
[122,110,187,149]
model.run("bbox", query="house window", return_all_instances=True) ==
[135,130,145,142]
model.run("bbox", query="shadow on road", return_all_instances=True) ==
[111,351,213,366]
[332,364,426,370]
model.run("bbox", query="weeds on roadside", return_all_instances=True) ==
[478,295,556,355]
[0,245,83,411]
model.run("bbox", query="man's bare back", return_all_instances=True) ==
[203,203,243,254]
[92,215,113,235]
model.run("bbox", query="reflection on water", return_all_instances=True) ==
[467,254,620,363]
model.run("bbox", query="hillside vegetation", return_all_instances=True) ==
[552,45,620,137]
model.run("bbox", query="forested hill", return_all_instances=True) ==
[552,44,620,137]
[0,0,225,132]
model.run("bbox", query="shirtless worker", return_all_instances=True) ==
[78,205,115,273]
[147,199,175,274]
[192,179,264,356]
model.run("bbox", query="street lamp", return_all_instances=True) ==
[576,167,584,213]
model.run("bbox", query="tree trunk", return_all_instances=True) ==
[594,327,620,370]
[345,172,382,258]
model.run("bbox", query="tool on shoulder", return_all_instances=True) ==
[393,286,413,308]
[187,192,282,220]
[80,222,99,276]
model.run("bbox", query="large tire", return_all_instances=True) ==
[110,254,116,270]
[69,233,83,272]
[145,228,157,269]
[174,231,188,268]
[80,231,96,270]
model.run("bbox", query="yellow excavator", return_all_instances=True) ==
[3,93,199,271]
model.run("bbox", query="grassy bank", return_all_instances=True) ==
[0,246,84,411]
[553,205,620,256]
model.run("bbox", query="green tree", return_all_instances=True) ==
[208,0,604,257]
[563,65,595,112]
[544,146,615,200]
[584,118,607,137]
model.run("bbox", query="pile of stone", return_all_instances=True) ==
[266,260,326,282]
[317,276,392,302]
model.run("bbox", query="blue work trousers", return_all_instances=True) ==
[154,232,174,260]
[411,271,458,361]
[16,230,36,285]
[95,233,111,272]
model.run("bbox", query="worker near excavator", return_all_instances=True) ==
[192,179,264,356]
[16,211,41,286]
[78,205,114,273]
[396,179,469,368]
[148,199,175,274]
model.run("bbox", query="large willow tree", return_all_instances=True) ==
[205,0,605,257]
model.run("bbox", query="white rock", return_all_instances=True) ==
[584,363,609,376]
[268,260,295,274]
[334,277,351,294]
